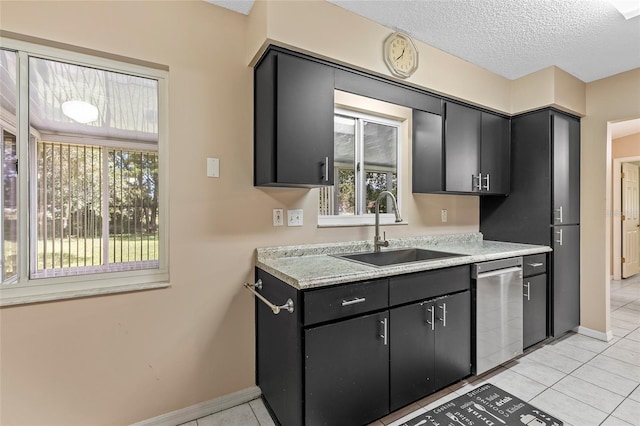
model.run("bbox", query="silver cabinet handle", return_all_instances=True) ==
[380,318,388,345]
[524,282,531,301]
[474,173,483,191]
[323,156,329,182]
[341,297,366,307]
[438,303,447,327]
[527,262,544,268]
[556,228,563,246]
[483,173,490,191]
[426,305,435,331]
[555,206,563,223]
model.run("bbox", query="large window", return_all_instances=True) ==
[319,109,401,226]
[0,39,168,305]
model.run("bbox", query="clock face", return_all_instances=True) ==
[384,32,418,78]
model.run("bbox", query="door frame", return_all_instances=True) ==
[612,155,640,280]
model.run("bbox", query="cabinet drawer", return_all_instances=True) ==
[389,266,470,306]
[304,279,388,325]
[523,254,547,277]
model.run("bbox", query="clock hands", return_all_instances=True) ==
[395,47,406,62]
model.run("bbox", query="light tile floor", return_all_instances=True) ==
[188,275,640,426]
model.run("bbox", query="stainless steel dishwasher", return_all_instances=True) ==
[472,257,524,375]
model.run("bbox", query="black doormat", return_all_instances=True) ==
[399,383,563,426]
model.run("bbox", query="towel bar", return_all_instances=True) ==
[244,279,294,314]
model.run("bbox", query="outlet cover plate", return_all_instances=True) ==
[287,209,303,227]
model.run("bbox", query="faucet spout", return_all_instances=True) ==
[374,191,402,253]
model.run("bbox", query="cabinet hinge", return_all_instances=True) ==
[622,172,626,179]
[622,257,626,264]
[622,214,626,221]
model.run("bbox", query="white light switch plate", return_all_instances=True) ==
[273,209,284,226]
[207,158,219,178]
[287,209,303,227]
[441,209,448,223]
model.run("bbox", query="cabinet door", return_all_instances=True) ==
[305,312,389,426]
[412,109,443,193]
[523,274,547,348]
[552,113,580,224]
[277,53,335,185]
[445,103,481,192]
[481,112,510,195]
[434,291,471,389]
[552,225,580,336]
[390,302,435,411]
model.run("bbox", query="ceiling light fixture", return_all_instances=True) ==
[609,0,640,19]
[61,100,99,124]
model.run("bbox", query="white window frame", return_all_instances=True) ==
[0,37,170,306]
[318,108,404,228]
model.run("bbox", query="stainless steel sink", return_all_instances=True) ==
[336,248,465,267]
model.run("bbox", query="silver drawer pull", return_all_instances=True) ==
[527,262,544,268]
[341,297,366,307]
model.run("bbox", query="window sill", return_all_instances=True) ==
[0,274,169,307]
[318,217,409,228]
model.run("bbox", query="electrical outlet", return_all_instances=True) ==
[287,209,303,227]
[273,209,284,226]
[441,209,448,223]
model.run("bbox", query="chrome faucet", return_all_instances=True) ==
[374,191,403,253]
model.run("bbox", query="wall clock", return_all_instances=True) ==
[383,32,419,79]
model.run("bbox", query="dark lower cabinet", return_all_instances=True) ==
[390,291,471,411]
[390,302,435,411]
[305,312,389,426]
[553,225,580,336]
[433,291,471,389]
[523,273,547,348]
[256,267,472,426]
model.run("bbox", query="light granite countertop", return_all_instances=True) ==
[256,232,551,290]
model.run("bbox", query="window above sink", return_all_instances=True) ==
[318,91,410,228]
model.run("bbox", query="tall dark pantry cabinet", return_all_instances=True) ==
[481,108,580,339]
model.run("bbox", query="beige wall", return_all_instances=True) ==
[0,0,633,424]
[0,1,476,424]
[613,133,640,159]
[582,69,640,335]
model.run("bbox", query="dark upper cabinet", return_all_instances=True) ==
[413,102,510,195]
[445,103,481,193]
[481,111,511,195]
[305,312,389,426]
[553,114,581,225]
[254,51,335,187]
[412,109,443,193]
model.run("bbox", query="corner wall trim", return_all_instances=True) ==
[130,386,262,426]
[577,326,613,342]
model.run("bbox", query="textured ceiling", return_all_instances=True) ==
[207,0,640,83]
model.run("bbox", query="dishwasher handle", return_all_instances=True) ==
[473,266,522,280]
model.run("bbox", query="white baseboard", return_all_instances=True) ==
[577,326,614,342]
[131,386,262,426]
